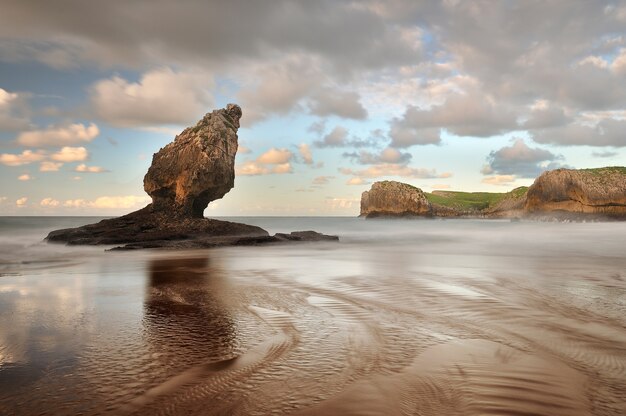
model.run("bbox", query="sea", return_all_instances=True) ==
[0,216,625,415]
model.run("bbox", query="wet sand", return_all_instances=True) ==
[0,218,625,415]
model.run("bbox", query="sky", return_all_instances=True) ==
[0,0,625,216]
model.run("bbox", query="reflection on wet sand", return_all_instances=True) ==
[1,219,626,415]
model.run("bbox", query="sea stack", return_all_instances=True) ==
[46,105,337,249]
[144,104,242,218]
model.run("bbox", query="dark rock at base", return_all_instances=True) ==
[274,231,340,242]
[46,205,269,246]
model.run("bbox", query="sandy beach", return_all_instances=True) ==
[1,217,625,415]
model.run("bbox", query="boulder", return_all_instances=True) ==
[360,181,431,217]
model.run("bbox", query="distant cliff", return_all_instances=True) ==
[525,167,626,218]
[359,167,626,220]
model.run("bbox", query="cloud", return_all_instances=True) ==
[40,197,60,207]
[17,173,31,181]
[389,89,518,147]
[16,197,27,207]
[592,150,618,158]
[0,88,30,131]
[236,147,294,176]
[237,145,252,154]
[522,101,572,129]
[40,161,62,172]
[314,126,351,148]
[63,195,150,210]
[312,176,334,185]
[340,164,452,179]
[346,177,369,186]
[50,146,88,162]
[256,148,293,164]
[0,150,45,166]
[308,89,368,119]
[90,68,213,127]
[531,118,626,147]
[481,175,517,186]
[298,143,314,165]
[344,147,412,165]
[74,163,107,173]
[16,123,99,147]
[483,139,564,178]
[238,55,323,124]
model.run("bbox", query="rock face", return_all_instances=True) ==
[360,181,431,217]
[358,168,626,221]
[525,167,626,218]
[144,104,242,218]
[46,105,338,249]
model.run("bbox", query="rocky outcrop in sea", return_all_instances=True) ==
[359,167,626,220]
[360,181,431,217]
[46,105,337,249]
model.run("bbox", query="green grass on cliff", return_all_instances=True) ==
[424,187,528,211]
[580,166,626,176]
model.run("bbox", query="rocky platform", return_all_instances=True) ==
[46,105,338,249]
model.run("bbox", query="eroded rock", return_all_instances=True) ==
[46,105,338,249]
[360,181,432,217]
[525,167,626,218]
[144,104,242,218]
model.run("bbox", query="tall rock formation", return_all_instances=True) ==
[525,167,626,218]
[360,181,432,217]
[144,104,242,218]
[46,105,337,249]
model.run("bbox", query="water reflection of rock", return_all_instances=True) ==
[143,256,239,367]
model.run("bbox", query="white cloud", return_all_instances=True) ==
[90,68,213,127]
[344,147,412,165]
[40,197,60,207]
[236,147,294,176]
[340,164,452,179]
[256,148,293,164]
[0,150,45,166]
[50,146,88,162]
[17,174,31,181]
[481,175,517,186]
[16,197,27,207]
[75,163,107,173]
[40,161,63,172]
[0,88,30,131]
[346,177,369,185]
[312,176,334,185]
[16,123,99,147]
[63,195,150,210]
[298,143,313,165]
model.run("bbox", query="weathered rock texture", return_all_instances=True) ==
[144,104,242,218]
[360,167,625,221]
[360,181,432,217]
[525,167,626,218]
[46,105,337,249]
